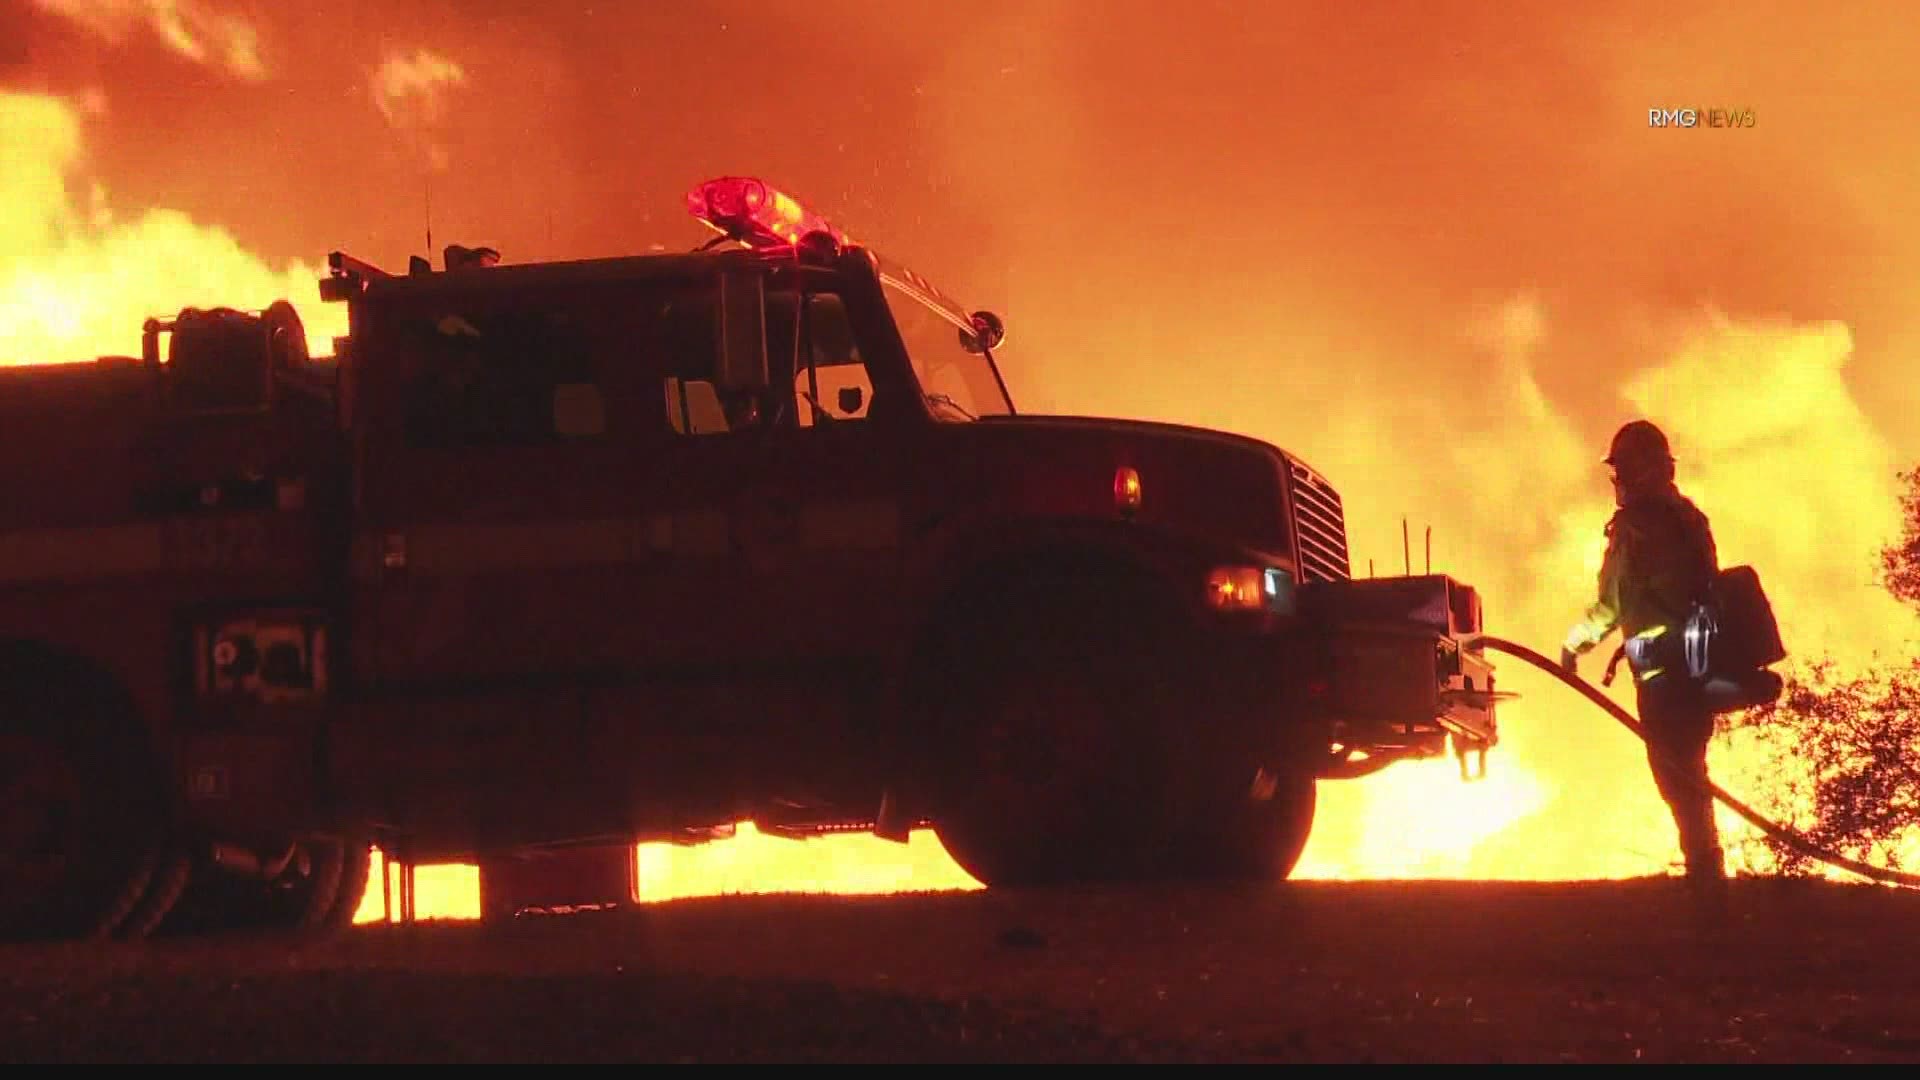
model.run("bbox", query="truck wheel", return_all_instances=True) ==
[316,838,373,934]
[159,832,368,938]
[280,833,359,934]
[116,850,192,940]
[920,566,1184,887]
[1177,770,1317,882]
[0,669,166,942]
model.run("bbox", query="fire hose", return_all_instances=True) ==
[1463,634,1920,890]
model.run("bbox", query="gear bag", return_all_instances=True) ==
[1612,564,1787,713]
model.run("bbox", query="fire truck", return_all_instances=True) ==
[0,178,1503,940]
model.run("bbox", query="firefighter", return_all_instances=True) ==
[1560,419,1728,893]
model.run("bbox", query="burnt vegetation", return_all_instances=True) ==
[1722,466,1920,876]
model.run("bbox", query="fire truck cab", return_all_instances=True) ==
[0,178,1503,939]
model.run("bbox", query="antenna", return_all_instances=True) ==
[1402,518,1410,576]
[1426,526,1432,575]
[1368,558,1375,579]
[425,175,434,258]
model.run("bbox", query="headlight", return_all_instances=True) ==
[1207,565,1296,614]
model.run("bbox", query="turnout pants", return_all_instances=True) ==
[1635,676,1725,880]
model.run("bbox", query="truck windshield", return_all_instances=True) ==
[880,277,1013,421]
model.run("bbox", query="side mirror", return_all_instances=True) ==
[960,310,1006,354]
[716,271,769,392]
[837,385,864,415]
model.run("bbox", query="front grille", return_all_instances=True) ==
[1287,460,1351,583]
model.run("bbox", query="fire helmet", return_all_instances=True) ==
[1604,419,1673,471]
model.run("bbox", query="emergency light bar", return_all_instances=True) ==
[687,177,851,250]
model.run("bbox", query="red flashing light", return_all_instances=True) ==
[1113,467,1143,515]
[687,177,851,251]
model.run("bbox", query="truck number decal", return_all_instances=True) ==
[166,515,272,571]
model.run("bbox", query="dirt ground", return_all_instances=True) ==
[3,877,1917,1062]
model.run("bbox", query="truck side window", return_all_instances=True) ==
[657,292,767,436]
[772,293,872,428]
[404,307,603,448]
[664,378,736,435]
[655,288,870,434]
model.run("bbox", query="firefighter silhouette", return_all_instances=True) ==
[1562,420,1728,891]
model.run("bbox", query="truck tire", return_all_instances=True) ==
[918,561,1187,887]
[1176,769,1317,882]
[283,833,361,934]
[317,838,373,934]
[116,850,192,940]
[158,831,369,938]
[0,660,168,942]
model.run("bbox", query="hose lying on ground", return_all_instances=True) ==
[1464,634,1920,890]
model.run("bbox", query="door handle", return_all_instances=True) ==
[381,531,408,571]
[353,530,408,577]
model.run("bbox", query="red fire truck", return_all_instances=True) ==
[0,178,1503,940]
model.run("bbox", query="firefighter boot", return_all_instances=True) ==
[1682,835,1729,926]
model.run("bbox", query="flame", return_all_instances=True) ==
[1007,294,1920,884]
[9,3,1920,922]
[1296,752,1553,880]
[0,93,345,363]
[353,829,980,925]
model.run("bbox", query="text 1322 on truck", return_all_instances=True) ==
[0,176,1508,938]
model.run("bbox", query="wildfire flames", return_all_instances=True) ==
[0,95,347,361]
[6,4,1920,923]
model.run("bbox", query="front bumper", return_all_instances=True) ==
[1300,574,1502,778]
[1199,574,1504,781]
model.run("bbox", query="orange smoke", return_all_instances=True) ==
[371,48,467,173]
[30,0,266,82]
[9,2,1920,922]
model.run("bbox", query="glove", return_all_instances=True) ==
[1559,647,1579,675]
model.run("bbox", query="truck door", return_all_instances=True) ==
[654,283,914,751]
[340,278,686,846]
